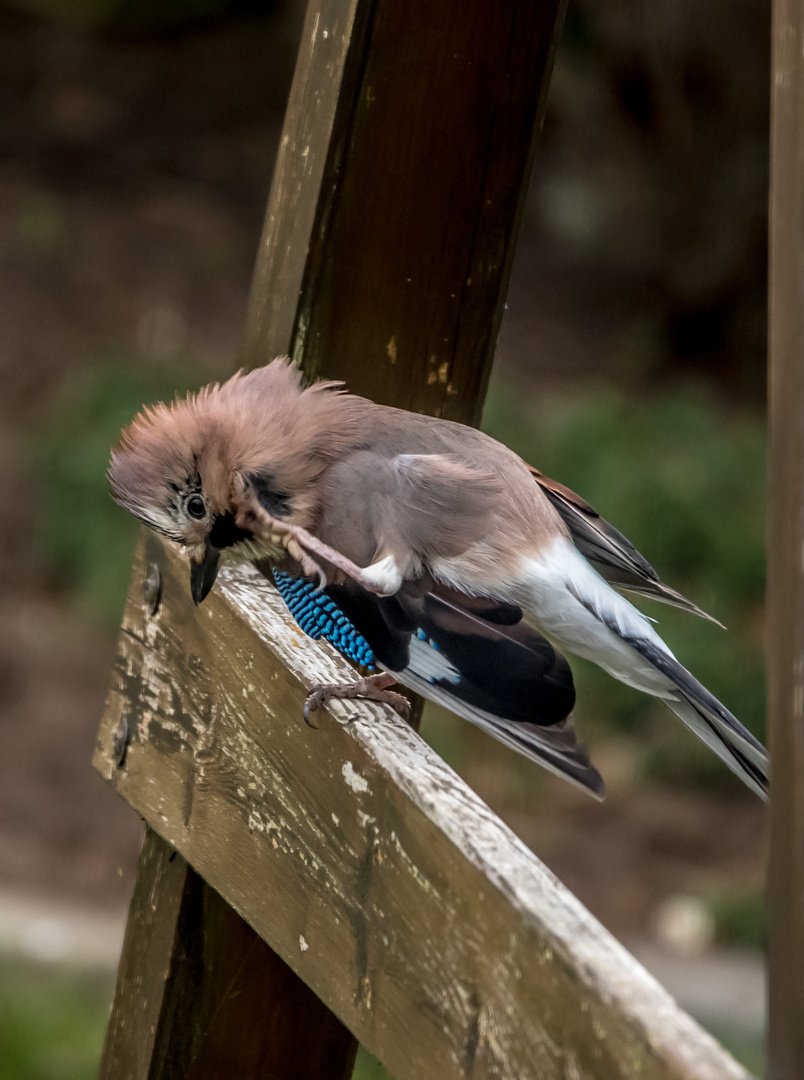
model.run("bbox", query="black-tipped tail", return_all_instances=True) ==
[625,635,768,800]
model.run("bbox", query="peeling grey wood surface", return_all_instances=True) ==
[96,534,751,1080]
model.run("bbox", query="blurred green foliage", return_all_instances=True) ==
[0,955,763,1079]
[711,1027,764,1078]
[354,1048,395,1079]
[482,379,766,792]
[0,960,112,1080]
[710,888,766,952]
[33,354,199,626]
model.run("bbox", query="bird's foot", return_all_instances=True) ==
[303,672,410,727]
[284,536,328,589]
[239,500,400,595]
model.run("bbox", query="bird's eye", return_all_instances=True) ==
[186,495,206,519]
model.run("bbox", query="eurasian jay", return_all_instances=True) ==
[108,359,768,800]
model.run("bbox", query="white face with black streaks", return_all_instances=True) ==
[113,471,210,552]
[110,452,294,603]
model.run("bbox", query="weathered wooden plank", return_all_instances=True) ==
[99,827,357,1080]
[242,0,566,426]
[98,828,189,1079]
[95,532,752,1080]
[767,0,804,1075]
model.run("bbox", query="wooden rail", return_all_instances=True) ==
[97,535,750,1080]
[95,0,758,1076]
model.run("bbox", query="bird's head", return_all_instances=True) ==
[108,358,358,604]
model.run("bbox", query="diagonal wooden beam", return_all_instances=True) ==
[96,533,752,1080]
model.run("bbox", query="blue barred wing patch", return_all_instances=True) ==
[272,569,374,668]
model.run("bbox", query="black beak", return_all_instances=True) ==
[190,540,220,605]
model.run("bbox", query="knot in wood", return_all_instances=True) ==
[142,564,162,617]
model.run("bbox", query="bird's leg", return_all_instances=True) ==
[282,524,401,595]
[303,672,411,726]
[242,501,400,595]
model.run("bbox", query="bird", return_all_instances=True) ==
[108,358,768,801]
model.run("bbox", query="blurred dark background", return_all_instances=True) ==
[0,0,769,1075]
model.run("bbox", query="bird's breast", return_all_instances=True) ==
[223,536,287,564]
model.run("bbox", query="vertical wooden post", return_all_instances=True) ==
[99,829,358,1080]
[767,0,804,1075]
[243,0,566,424]
[100,0,567,1074]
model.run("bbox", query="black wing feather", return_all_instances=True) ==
[529,466,723,626]
[612,628,768,799]
[272,570,604,798]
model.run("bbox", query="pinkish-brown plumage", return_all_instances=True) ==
[109,360,366,554]
[109,356,564,574]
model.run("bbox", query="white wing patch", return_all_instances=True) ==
[519,538,677,697]
[401,632,461,685]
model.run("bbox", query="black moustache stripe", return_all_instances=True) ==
[209,513,251,550]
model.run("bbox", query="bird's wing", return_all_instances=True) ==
[240,446,504,596]
[270,568,603,799]
[527,465,722,626]
[314,450,503,574]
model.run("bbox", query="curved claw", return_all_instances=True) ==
[302,692,322,729]
[382,691,411,721]
[302,674,410,725]
[286,538,328,590]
